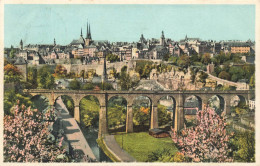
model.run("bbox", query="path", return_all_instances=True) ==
[55,97,96,161]
[103,135,136,162]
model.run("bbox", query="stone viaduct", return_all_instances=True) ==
[24,89,254,138]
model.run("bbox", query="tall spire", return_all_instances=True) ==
[89,23,92,39]
[54,38,56,46]
[80,28,83,37]
[86,22,89,38]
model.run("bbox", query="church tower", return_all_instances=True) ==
[20,39,23,50]
[54,38,56,46]
[160,31,165,46]
[85,22,92,46]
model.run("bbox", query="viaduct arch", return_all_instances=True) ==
[25,89,254,138]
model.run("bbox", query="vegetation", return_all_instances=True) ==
[114,132,178,162]
[61,96,74,116]
[133,106,150,127]
[106,54,120,62]
[69,79,81,90]
[4,64,22,83]
[80,96,100,127]
[230,131,255,162]
[172,106,233,162]
[27,67,38,89]
[4,106,69,162]
[37,65,55,89]
[157,104,172,127]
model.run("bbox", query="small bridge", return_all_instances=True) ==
[24,89,254,137]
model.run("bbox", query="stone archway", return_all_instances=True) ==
[107,95,127,133]
[132,95,152,132]
[79,95,101,129]
[208,95,225,116]
[184,95,202,127]
[157,95,176,131]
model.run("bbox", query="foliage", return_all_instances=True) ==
[135,60,154,78]
[158,104,172,126]
[201,53,211,65]
[133,106,150,126]
[69,79,81,90]
[61,96,74,116]
[27,67,38,88]
[80,96,100,127]
[106,54,120,62]
[54,65,67,78]
[218,71,231,81]
[231,131,255,162]
[198,71,208,84]
[249,73,255,89]
[37,65,55,89]
[171,106,233,162]
[82,83,94,90]
[107,105,126,129]
[119,70,133,90]
[177,55,190,69]
[163,53,171,61]
[4,90,32,115]
[4,64,22,83]
[4,105,68,162]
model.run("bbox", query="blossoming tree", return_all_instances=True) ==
[171,106,233,162]
[4,105,68,162]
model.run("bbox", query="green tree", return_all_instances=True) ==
[54,65,67,78]
[27,67,38,88]
[133,106,150,127]
[218,71,231,80]
[177,55,190,68]
[80,96,100,127]
[69,79,81,90]
[158,104,172,126]
[4,64,22,83]
[198,71,208,84]
[4,90,32,115]
[232,131,255,162]
[37,65,55,89]
[107,105,126,130]
[201,53,211,65]
[106,54,120,62]
[82,83,94,90]
[249,73,255,89]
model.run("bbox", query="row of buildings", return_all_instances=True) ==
[5,23,255,66]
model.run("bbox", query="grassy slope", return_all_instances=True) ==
[114,132,178,162]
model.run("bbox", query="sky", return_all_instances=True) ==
[4,4,255,47]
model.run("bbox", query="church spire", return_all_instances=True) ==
[102,53,107,88]
[86,22,89,38]
[80,28,83,37]
[20,39,23,50]
[54,38,56,46]
[88,23,92,40]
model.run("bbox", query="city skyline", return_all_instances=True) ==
[5,4,255,47]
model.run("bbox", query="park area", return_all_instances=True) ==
[114,132,178,162]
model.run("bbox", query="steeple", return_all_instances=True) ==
[161,31,165,39]
[86,22,89,38]
[54,38,56,46]
[88,24,92,40]
[20,39,23,50]
[80,28,83,37]
[185,34,188,41]
[160,31,165,46]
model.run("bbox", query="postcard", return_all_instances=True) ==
[0,0,259,165]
